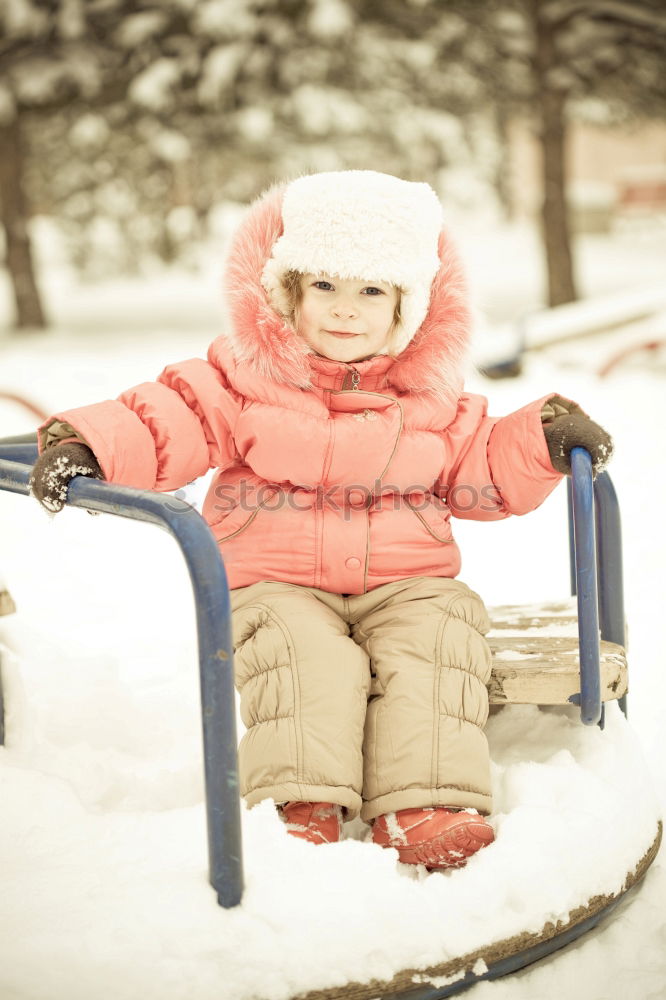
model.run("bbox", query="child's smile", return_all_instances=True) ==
[297,273,398,363]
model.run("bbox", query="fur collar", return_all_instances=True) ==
[221,183,471,404]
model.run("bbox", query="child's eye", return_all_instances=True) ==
[313,280,334,291]
[363,286,384,296]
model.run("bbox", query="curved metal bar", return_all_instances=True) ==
[570,448,602,725]
[0,457,243,908]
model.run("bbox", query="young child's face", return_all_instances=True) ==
[297,273,398,364]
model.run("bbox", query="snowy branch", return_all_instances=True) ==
[544,0,666,35]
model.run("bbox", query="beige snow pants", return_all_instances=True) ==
[230,576,493,823]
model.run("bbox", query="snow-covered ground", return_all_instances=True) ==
[0,220,665,1000]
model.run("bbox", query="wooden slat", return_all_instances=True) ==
[489,601,578,633]
[488,636,627,705]
[491,615,579,632]
[0,589,16,617]
[486,600,627,705]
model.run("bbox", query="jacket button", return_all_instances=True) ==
[345,557,361,570]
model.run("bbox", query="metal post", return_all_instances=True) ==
[0,449,243,908]
[570,448,602,726]
[594,472,628,718]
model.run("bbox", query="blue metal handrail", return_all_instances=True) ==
[569,449,602,726]
[0,441,243,909]
[567,447,627,727]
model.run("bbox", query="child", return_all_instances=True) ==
[31,171,612,870]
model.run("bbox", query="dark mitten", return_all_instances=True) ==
[30,442,103,513]
[542,395,613,477]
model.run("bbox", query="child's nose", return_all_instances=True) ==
[331,295,358,319]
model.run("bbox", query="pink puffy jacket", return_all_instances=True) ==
[39,185,562,594]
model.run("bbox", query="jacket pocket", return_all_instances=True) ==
[213,488,278,543]
[406,494,454,544]
[214,506,262,543]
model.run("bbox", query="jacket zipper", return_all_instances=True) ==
[344,366,360,390]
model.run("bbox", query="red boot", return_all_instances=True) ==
[280,801,343,845]
[372,807,494,869]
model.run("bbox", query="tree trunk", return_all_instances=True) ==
[493,104,515,221]
[0,114,47,330]
[531,2,577,307]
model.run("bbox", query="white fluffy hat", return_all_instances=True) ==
[261,170,443,353]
